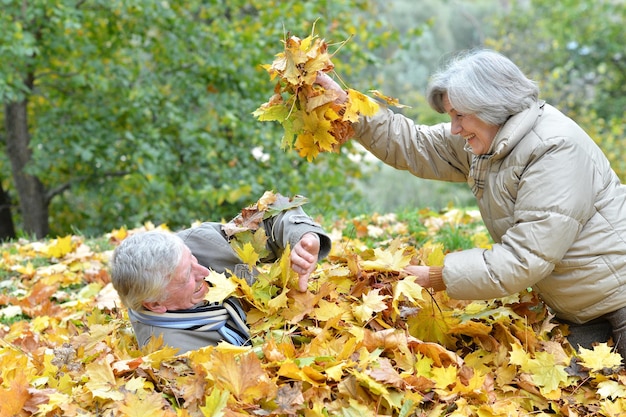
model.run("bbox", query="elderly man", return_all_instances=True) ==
[110,193,331,353]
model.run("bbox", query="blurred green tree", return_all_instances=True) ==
[0,0,399,238]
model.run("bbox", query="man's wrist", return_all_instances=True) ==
[303,232,320,242]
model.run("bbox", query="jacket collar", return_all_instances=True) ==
[489,100,545,161]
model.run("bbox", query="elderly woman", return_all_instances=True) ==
[110,194,331,353]
[318,49,626,358]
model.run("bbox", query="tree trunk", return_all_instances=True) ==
[4,100,49,238]
[0,180,16,240]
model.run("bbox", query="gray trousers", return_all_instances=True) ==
[560,306,626,361]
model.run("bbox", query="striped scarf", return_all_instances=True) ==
[128,297,251,346]
[468,152,493,199]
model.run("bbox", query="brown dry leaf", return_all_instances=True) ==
[273,382,305,415]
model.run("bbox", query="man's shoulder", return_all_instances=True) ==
[176,222,226,243]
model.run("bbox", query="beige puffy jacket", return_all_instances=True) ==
[354,100,626,323]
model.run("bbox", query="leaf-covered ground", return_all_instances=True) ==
[1,208,625,416]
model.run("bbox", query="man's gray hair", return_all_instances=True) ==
[110,230,185,311]
[426,49,539,126]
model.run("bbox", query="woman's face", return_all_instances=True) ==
[143,246,210,312]
[443,94,501,155]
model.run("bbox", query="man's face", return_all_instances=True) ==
[144,246,210,312]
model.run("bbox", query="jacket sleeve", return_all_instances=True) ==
[353,107,472,182]
[261,204,331,263]
[177,223,242,273]
[443,134,597,300]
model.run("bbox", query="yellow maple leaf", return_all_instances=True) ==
[360,245,412,272]
[46,235,74,259]
[526,351,568,395]
[301,108,335,150]
[509,344,568,395]
[109,226,128,242]
[205,271,238,304]
[431,365,458,390]
[233,241,260,268]
[312,299,349,322]
[392,275,426,316]
[84,361,124,401]
[277,361,325,387]
[267,289,289,312]
[577,343,623,372]
[294,131,320,161]
[353,288,389,324]
[252,102,290,122]
[209,350,277,403]
[407,307,458,348]
[11,261,36,278]
[199,388,230,417]
[343,88,379,122]
[597,380,626,400]
[143,345,181,366]
[117,391,177,417]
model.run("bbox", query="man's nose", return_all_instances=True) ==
[194,263,210,279]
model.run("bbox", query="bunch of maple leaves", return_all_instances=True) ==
[1,205,625,416]
[253,31,385,161]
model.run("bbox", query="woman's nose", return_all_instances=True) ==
[450,118,462,135]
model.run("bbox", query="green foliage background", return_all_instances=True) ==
[0,0,399,236]
[0,0,624,237]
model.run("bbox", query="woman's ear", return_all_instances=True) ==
[142,301,167,314]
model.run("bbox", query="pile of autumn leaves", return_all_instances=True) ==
[1,208,625,417]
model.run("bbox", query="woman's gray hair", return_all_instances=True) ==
[426,49,539,126]
[110,230,185,311]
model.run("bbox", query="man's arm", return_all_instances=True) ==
[262,202,331,291]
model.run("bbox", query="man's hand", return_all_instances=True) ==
[290,232,321,292]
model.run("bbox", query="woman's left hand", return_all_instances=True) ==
[403,265,431,288]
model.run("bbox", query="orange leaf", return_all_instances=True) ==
[0,369,29,417]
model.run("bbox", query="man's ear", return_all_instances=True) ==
[143,301,167,314]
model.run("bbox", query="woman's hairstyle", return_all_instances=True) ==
[426,49,539,125]
[110,230,185,311]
